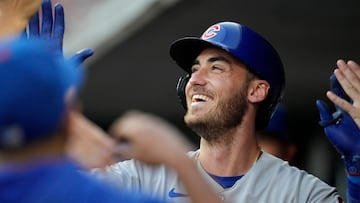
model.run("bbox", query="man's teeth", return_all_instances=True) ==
[192,94,210,102]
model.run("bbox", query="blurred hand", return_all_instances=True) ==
[66,111,120,170]
[109,110,192,167]
[327,60,360,127]
[316,59,360,175]
[24,0,93,65]
[0,0,41,37]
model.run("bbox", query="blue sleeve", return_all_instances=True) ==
[347,175,360,203]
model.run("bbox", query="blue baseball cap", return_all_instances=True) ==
[0,38,84,148]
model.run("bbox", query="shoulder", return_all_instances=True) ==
[90,159,178,192]
[254,152,321,181]
[91,159,175,184]
[245,152,341,202]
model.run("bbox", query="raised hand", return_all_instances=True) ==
[329,60,360,127]
[316,60,360,176]
[109,110,192,167]
[66,111,121,169]
[24,0,93,65]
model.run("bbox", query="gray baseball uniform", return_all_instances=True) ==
[92,151,342,203]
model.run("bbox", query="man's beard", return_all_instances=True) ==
[184,84,249,145]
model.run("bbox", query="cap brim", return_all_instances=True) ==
[169,37,216,73]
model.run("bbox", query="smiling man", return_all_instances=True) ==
[96,21,344,202]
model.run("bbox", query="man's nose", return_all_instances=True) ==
[188,68,208,86]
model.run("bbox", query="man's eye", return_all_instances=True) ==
[212,66,222,71]
[191,66,199,73]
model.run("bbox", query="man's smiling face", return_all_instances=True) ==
[184,47,254,141]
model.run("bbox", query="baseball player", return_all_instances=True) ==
[0,38,167,203]
[94,21,353,202]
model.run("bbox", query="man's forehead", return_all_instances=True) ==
[195,47,247,67]
[198,47,230,57]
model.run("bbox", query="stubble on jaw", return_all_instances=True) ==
[184,76,252,146]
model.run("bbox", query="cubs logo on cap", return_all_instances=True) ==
[202,24,220,40]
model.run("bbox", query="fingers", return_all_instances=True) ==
[326,91,352,113]
[329,74,345,97]
[346,60,360,105]
[53,3,64,52]
[40,0,53,39]
[28,12,40,37]
[69,48,94,65]
[110,110,152,140]
[334,60,360,104]
[347,60,360,80]
[325,59,360,131]
[111,110,187,145]
[109,110,192,165]
[327,89,360,128]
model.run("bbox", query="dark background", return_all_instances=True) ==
[79,0,360,197]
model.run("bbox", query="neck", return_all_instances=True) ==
[198,126,261,176]
[0,133,67,165]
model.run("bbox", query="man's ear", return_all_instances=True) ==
[248,80,270,103]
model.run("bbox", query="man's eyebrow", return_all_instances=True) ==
[208,56,231,64]
[191,56,231,66]
[191,60,199,66]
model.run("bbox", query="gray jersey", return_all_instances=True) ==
[92,150,343,203]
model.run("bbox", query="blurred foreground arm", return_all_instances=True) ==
[316,59,360,203]
[66,111,121,170]
[110,110,221,203]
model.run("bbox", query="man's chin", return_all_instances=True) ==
[185,109,203,120]
[184,113,208,127]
